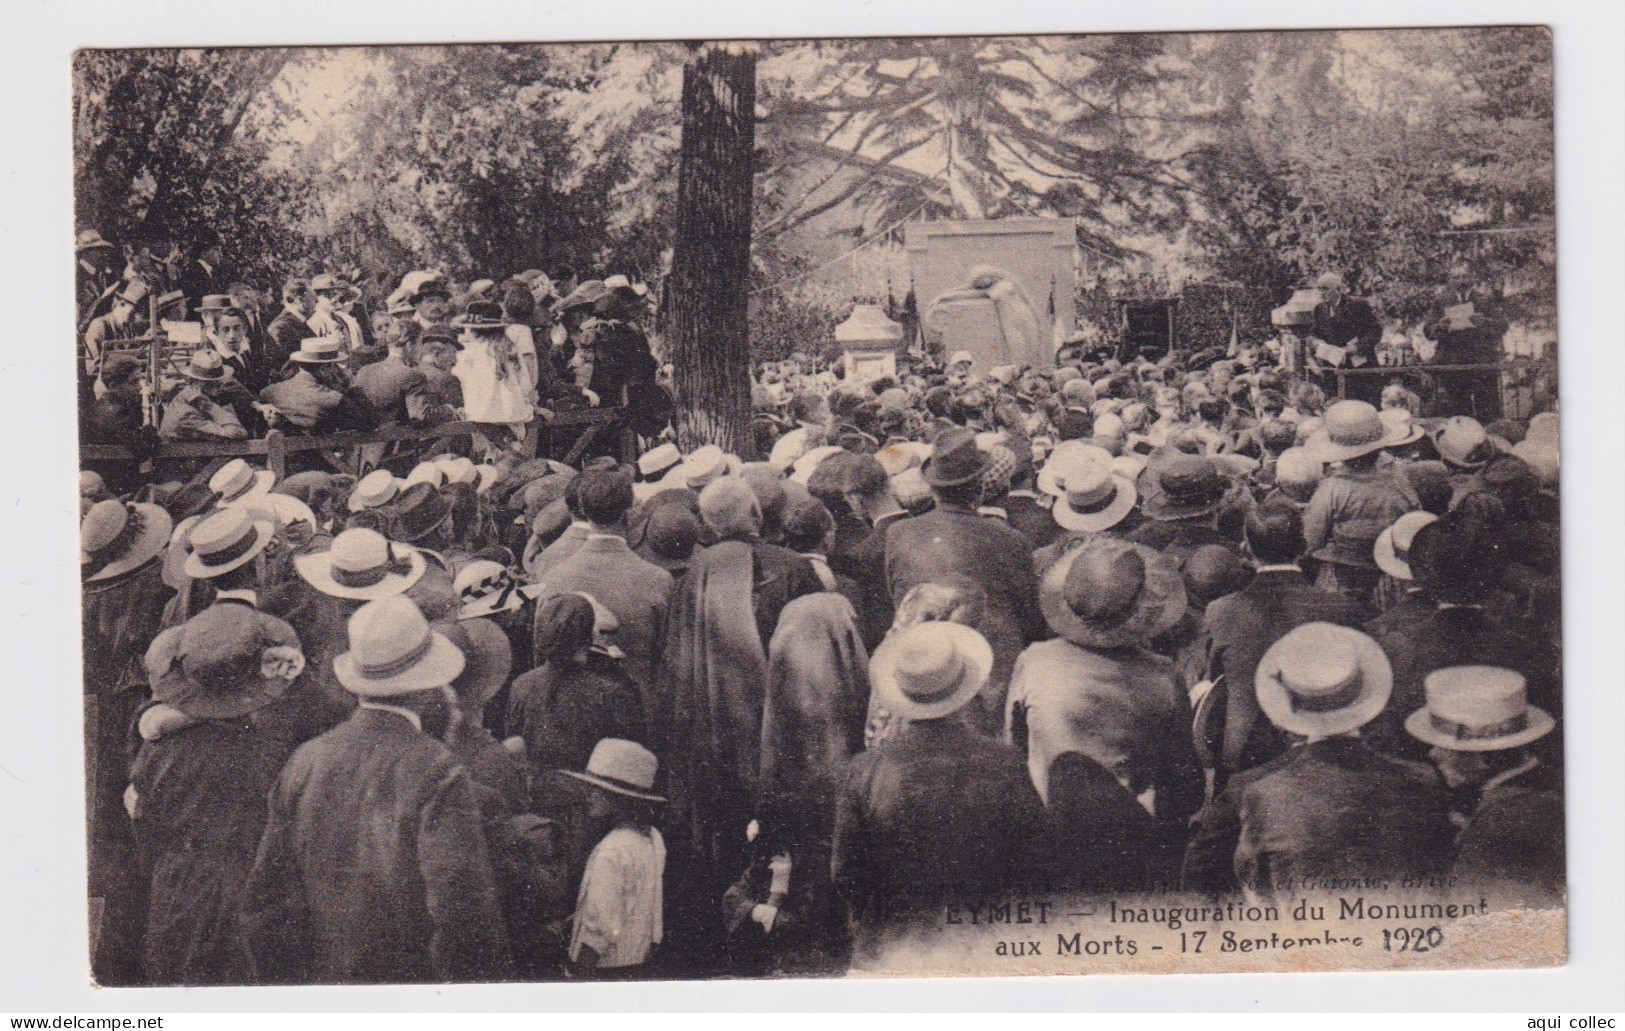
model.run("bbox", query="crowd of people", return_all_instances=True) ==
[78,239,1563,986]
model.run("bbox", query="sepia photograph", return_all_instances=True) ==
[67,23,1572,991]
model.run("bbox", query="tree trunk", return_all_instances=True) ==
[665,44,758,457]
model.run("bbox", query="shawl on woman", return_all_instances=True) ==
[758,593,870,848]
[662,539,769,869]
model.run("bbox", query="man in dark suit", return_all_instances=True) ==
[242,595,512,984]
[228,281,271,361]
[1199,502,1369,783]
[264,277,315,375]
[1367,511,1559,761]
[1183,623,1454,897]
[885,428,1044,734]
[174,236,225,315]
[1310,272,1384,403]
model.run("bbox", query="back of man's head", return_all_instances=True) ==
[1244,502,1305,566]
[1417,510,1500,601]
[576,468,635,528]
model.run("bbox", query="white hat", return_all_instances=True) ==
[473,464,502,494]
[1377,407,1424,448]
[1045,451,1136,533]
[436,456,479,486]
[1255,623,1392,738]
[637,442,682,479]
[81,500,174,583]
[562,738,666,802]
[1373,511,1439,581]
[403,462,445,491]
[1404,666,1554,752]
[294,528,427,600]
[290,336,348,364]
[348,469,400,513]
[333,595,466,697]
[1036,441,1114,497]
[949,350,975,367]
[210,459,275,505]
[678,445,728,489]
[869,621,993,721]
[453,559,526,620]
[183,507,274,579]
[231,493,318,538]
[790,445,843,486]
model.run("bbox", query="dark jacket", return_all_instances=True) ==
[1367,603,1559,761]
[264,308,311,373]
[884,503,1045,732]
[1182,736,1454,897]
[832,718,1049,935]
[241,708,512,984]
[1047,751,1161,894]
[510,656,647,776]
[1450,759,1564,907]
[1003,490,1062,553]
[1200,567,1370,778]
[828,515,894,652]
[130,718,293,985]
[354,354,435,426]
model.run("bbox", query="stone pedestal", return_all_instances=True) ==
[835,304,905,384]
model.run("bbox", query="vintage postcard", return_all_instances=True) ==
[73,26,1560,985]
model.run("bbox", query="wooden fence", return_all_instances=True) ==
[80,407,636,481]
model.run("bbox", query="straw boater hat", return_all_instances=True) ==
[333,595,465,697]
[790,445,843,486]
[1373,511,1439,581]
[1404,666,1555,752]
[677,444,730,490]
[77,229,115,253]
[348,469,401,513]
[290,336,348,364]
[233,493,318,541]
[183,507,275,579]
[564,738,667,803]
[193,294,234,315]
[473,464,502,495]
[1040,538,1186,649]
[1036,441,1113,496]
[435,455,479,487]
[1431,416,1509,471]
[210,458,275,505]
[180,350,234,383]
[869,621,994,721]
[403,462,445,491]
[1043,450,1137,533]
[1255,622,1392,738]
[1305,401,1412,464]
[295,527,426,601]
[82,499,173,583]
[453,559,529,620]
[637,442,682,481]
[146,604,304,720]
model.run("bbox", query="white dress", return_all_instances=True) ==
[454,335,533,425]
[569,825,665,968]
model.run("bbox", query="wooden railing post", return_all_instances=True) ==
[265,429,287,482]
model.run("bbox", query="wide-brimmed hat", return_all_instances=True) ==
[1044,451,1137,533]
[333,595,465,697]
[1374,511,1439,580]
[147,605,303,720]
[1311,518,1388,570]
[637,442,682,480]
[294,527,426,600]
[180,349,233,383]
[436,617,514,706]
[1306,401,1409,464]
[1256,622,1392,738]
[453,559,527,620]
[1404,666,1555,752]
[451,299,511,330]
[403,462,445,491]
[870,621,994,721]
[183,507,274,579]
[921,427,990,488]
[391,482,455,543]
[290,336,348,364]
[1141,453,1224,522]
[1039,538,1186,649]
[551,279,608,314]
[115,279,150,306]
[76,229,115,252]
[1377,407,1425,448]
[678,445,730,490]
[210,458,275,504]
[435,455,479,487]
[1035,441,1113,496]
[1432,416,1509,470]
[231,492,318,540]
[789,445,843,486]
[563,738,667,802]
[82,500,173,582]
[348,469,401,513]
